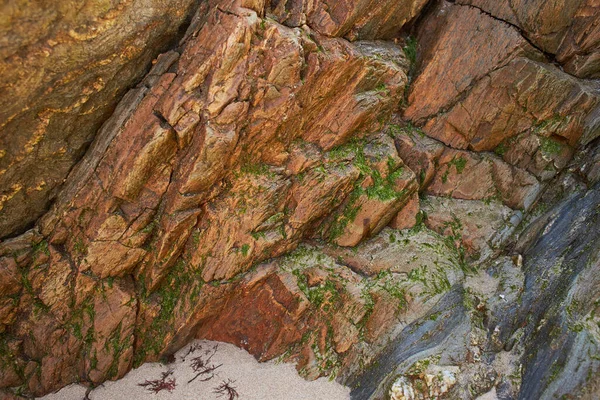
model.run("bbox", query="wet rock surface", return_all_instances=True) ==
[0,0,599,399]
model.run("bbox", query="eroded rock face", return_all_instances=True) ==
[0,0,200,239]
[1,0,599,398]
[457,0,600,78]
[406,1,600,154]
[346,142,600,399]
[389,365,459,400]
[422,196,514,261]
[197,232,466,381]
[267,0,429,40]
[0,0,416,395]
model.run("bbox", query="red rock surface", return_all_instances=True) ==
[0,1,414,395]
[389,192,420,230]
[405,2,600,153]
[457,0,600,78]
[268,0,429,40]
[426,148,541,210]
[1,0,599,397]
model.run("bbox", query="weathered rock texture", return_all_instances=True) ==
[0,0,417,395]
[405,1,600,153]
[457,0,600,78]
[349,154,600,400]
[267,0,429,40]
[0,0,199,239]
[1,0,599,398]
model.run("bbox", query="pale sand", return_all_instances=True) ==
[39,340,350,400]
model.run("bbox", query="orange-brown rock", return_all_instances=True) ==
[422,58,600,152]
[390,192,420,230]
[393,127,445,190]
[1,0,599,397]
[0,258,20,298]
[87,282,137,384]
[404,1,538,124]
[426,149,541,210]
[0,389,21,400]
[37,1,409,288]
[457,0,600,78]
[332,171,416,247]
[557,0,600,78]
[268,0,429,40]
[330,133,419,247]
[497,132,576,182]
[362,290,403,344]
[196,242,442,380]
[196,265,309,361]
[0,0,201,239]
[426,150,496,202]
[0,1,414,395]
[406,2,600,154]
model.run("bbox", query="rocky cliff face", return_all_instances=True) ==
[0,0,199,239]
[0,0,599,398]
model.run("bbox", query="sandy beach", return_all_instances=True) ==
[39,340,350,400]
